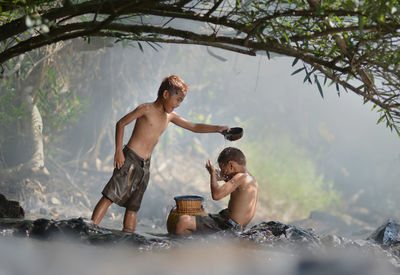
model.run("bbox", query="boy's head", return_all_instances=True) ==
[217,147,246,181]
[158,75,189,98]
[158,75,189,113]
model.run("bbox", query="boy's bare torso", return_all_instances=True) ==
[228,172,258,227]
[127,103,170,159]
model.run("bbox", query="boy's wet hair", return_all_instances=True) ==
[158,75,189,98]
[218,147,246,166]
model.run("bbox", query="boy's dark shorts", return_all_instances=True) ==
[195,208,244,233]
[102,146,150,212]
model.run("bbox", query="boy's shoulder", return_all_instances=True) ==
[135,102,154,114]
[233,171,257,186]
[137,102,152,109]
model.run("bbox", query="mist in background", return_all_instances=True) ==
[58,42,398,228]
[2,40,399,231]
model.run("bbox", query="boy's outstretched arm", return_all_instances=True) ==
[205,160,241,200]
[114,104,148,169]
[170,112,229,133]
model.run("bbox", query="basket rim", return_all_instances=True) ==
[174,195,204,201]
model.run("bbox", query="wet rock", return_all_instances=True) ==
[0,193,24,218]
[320,234,342,248]
[367,219,400,258]
[367,219,400,247]
[29,217,106,240]
[240,221,320,252]
[0,216,399,268]
[294,254,398,275]
[0,217,109,240]
[0,217,172,249]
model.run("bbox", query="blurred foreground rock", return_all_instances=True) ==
[0,217,399,272]
[368,219,400,246]
[0,193,24,218]
[367,219,400,258]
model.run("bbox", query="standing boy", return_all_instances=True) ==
[91,75,229,233]
[175,147,258,234]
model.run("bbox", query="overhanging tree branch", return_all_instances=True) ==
[1,0,399,134]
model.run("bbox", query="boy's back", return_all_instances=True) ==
[228,172,258,227]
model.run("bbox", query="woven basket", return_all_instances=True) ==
[166,195,207,234]
[175,195,204,212]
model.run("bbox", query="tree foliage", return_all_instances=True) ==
[1,0,399,134]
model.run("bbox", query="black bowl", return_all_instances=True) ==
[223,127,243,141]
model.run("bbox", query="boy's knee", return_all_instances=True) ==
[100,196,113,205]
[175,215,194,235]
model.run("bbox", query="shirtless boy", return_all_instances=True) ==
[91,75,229,233]
[175,147,258,234]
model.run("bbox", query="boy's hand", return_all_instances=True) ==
[215,169,224,181]
[205,159,216,175]
[114,150,125,169]
[218,126,230,134]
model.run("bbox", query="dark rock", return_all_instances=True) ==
[0,193,24,218]
[367,219,400,247]
[295,255,398,275]
[320,234,343,248]
[0,216,400,269]
[0,217,172,249]
[239,221,320,253]
[29,217,113,241]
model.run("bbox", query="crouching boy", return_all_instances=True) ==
[175,147,258,234]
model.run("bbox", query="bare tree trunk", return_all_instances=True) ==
[0,86,49,180]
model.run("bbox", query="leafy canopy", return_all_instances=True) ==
[1,0,399,134]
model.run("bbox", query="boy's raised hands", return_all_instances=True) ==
[206,160,224,181]
[205,159,215,175]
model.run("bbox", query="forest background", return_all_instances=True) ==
[0,0,399,234]
[1,41,399,233]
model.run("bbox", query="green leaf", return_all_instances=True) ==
[138,42,143,52]
[315,6,324,16]
[377,114,385,124]
[315,76,324,98]
[291,57,299,67]
[303,69,312,84]
[282,31,290,43]
[291,67,305,75]
[395,126,400,137]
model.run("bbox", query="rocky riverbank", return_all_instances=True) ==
[0,216,399,273]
